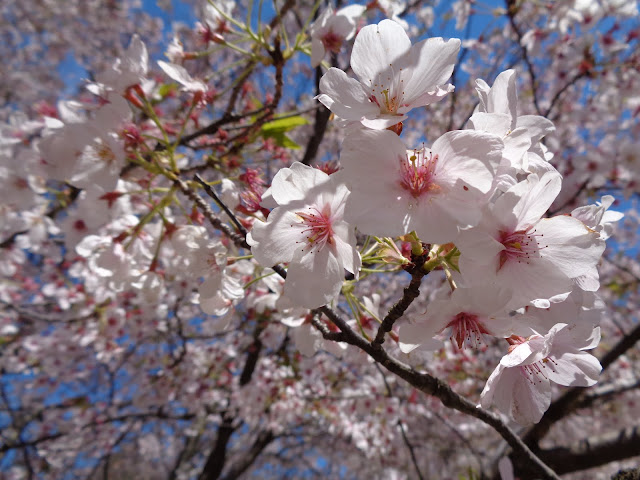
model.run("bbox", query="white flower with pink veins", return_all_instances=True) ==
[480,323,602,425]
[309,4,366,68]
[316,19,460,129]
[399,285,513,353]
[457,171,606,308]
[247,162,361,309]
[339,128,503,243]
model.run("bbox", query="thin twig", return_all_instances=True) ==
[194,174,247,235]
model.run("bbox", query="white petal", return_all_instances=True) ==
[317,68,379,121]
[511,369,550,424]
[284,247,343,309]
[432,130,503,193]
[158,61,206,92]
[545,350,601,387]
[398,322,441,353]
[269,162,329,205]
[400,37,460,107]
[537,215,605,278]
[350,20,411,85]
[247,208,303,266]
[487,69,518,127]
[504,172,562,230]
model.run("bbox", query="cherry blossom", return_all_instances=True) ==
[481,323,602,424]
[457,172,606,307]
[399,285,513,353]
[317,19,460,129]
[340,128,503,242]
[1,2,638,478]
[247,162,361,308]
[309,4,366,67]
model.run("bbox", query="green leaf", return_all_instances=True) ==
[260,115,308,149]
[261,115,309,134]
[268,132,302,149]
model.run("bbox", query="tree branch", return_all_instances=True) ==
[301,66,331,166]
[313,305,560,480]
[372,246,430,347]
[198,414,237,480]
[220,429,275,480]
[538,426,640,475]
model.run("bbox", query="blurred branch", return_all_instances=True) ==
[538,426,640,475]
[505,0,542,116]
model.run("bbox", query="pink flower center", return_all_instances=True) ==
[322,31,343,54]
[295,203,335,252]
[446,312,490,349]
[398,150,441,198]
[368,64,407,115]
[497,228,546,271]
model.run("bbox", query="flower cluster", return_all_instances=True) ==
[248,18,621,425]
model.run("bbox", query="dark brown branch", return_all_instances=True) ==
[312,305,560,480]
[174,177,250,250]
[301,66,332,166]
[537,426,640,475]
[545,71,589,119]
[0,432,64,453]
[505,0,542,116]
[372,247,430,347]
[239,327,264,387]
[220,429,275,480]
[194,174,247,236]
[198,414,236,480]
[575,379,640,410]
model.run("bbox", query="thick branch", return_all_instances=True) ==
[198,415,236,480]
[538,426,640,475]
[220,430,275,480]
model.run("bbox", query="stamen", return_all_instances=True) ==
[446,312,490,349]
[293,203,335,253]
[497,228,548,271]
[398,149,440,198]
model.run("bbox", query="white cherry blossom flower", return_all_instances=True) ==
[571,195,624,241]
[92,34,149,97]
[399,285,513,353]
[247,162,361,309]
[309,4,365,67]
[339,128,503,242]
[457,172,606,307]
[317,19,460,129]
[470,69,555,175]
[480,323,601,424]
